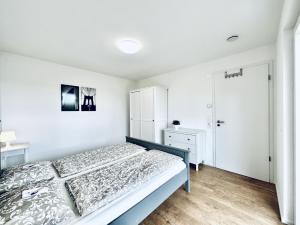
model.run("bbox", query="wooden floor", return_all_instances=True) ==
[141,166,283,225]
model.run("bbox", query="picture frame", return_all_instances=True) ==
[61,84,79,111]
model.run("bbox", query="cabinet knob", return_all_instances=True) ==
[188,148,190,150]
[187,138,190,141]
[169,144,172,146]
[169,136,171,138]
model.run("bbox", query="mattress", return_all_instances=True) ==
[52,143,145,178]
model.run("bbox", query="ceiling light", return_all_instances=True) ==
[227,35,239,42]
[117,39,142,54]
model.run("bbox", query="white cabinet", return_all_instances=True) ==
[130,86,167,144]
[164,128,205,170]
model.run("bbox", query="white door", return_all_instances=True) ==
[141,88,155,141]
[130,91,141,139]
[214,64,270,182]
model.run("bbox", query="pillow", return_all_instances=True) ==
[0,180,74,225]
[0,161,55,193]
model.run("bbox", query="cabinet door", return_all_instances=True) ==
[130,91,141,138]
[141,121,154,142]
[141,88,154,121]
[130,120,141,139]
[130,91,141,120]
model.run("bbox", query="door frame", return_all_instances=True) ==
[294,16,300,225]
[211,61,274,183]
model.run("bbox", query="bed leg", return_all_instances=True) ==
[184,152,191,193]
[184,180,190,192]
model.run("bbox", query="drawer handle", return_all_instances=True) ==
[169,136,172,138]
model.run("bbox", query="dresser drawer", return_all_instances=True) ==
[165,132,180,143]
[165,141,196,154]
[167,143,197,163]
[181,134,196,145]
[165,140,179,148]
[165,132,196,145]
[185,144,196,154]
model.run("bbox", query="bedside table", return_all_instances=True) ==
[1,143,30,169]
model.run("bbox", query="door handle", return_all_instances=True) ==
[217,120,225,127]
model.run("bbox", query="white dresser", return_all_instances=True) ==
[164,128,205,170]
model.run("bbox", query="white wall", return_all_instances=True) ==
[0,53,134,161]
[137,45,275,167]
[295,19,300,225]
[275,0,300,223]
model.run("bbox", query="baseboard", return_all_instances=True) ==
[281,217,294,225]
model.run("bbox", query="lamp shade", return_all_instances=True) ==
[0,131,16,143]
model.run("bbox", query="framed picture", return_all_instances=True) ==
[61,84,79,111]
[81,87,96,111]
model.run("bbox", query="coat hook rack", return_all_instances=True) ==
[225,68,243,79]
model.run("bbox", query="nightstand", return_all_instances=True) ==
[1,143,30,169]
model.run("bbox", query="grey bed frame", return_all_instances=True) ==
[109,136,190,225]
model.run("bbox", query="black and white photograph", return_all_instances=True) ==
[81,87,96,111]
[61,84,79,111]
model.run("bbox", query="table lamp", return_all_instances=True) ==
[0,131,16,148]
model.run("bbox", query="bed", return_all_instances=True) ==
[69,137,190,225]
[0,137,190,225]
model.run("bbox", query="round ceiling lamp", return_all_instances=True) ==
[116,38,142,54]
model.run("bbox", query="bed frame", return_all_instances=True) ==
[108,136,190,225]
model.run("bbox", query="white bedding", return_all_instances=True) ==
[55,158,186,225]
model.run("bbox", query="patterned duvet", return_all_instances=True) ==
[0,161,55,193]
[65,150,183,216]
[52,143,145,178]
[0,180,74,225]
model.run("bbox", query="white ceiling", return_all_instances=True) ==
[0,0,283,80]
